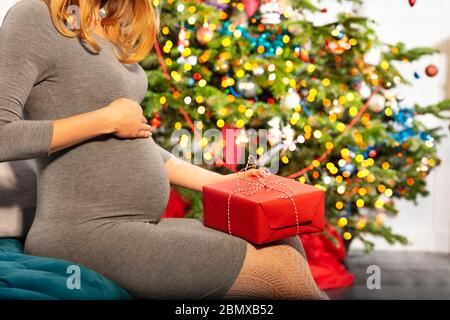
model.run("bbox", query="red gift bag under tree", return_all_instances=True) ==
[300,225,355,290]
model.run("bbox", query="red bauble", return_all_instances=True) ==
[150,117,162,128]
[409,0,416,7]
[300,50,309,62]
[425,64,438,77]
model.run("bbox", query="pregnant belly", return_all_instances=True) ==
[37,135,170,223]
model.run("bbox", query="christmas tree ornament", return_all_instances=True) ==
[364,48,381,65]
[425,64,438,77]
[282,88,301,109]
[177,25,189,49]
[420,132,432,141]
[395,108,415,130]
[368,94,386,113]
[253,65,265,76]
[205,0,228,10]
[237,77,258,97]
[214,58,230,73]
[300,88,309,97]
[325,35,351,54]
[353,81,372,100]
[150,112,162,128]
[243,0,260,17]
[151,117,162,128]
[391,127,416,143]
[342,163,355,175]
[332,25,345,40]
[259,0,282,25]
[350,67,359,76]
[196,22,214,45]
[287,23,304,36]
[332,104,345,115]
[187,55,198,66]
[300,49,310,62]
[177,55,198,66]
[279,1,298,20]
[396,93,405,102]
[386,97,399,111]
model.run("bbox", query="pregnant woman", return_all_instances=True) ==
[0,0,322,299]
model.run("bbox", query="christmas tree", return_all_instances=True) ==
[141,0,450,251]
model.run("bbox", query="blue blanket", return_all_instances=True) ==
[0,238,131,300]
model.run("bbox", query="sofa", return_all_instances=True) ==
[0,160,131,300]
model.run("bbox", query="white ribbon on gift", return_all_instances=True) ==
[226,155,300,237]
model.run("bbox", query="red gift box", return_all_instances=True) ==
[203,174,325,244]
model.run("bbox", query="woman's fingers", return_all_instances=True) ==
[244,168,259,177]
[247,168,266,178]
[141,124,152,132]
[138,130,152,138]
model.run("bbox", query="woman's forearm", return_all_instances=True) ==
[50,108,113,154]
[165,157,225,191]
[49,98,151,154]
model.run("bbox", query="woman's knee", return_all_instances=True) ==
[270,245,322,299]
[230,243,322,299]
[269,236,307,259]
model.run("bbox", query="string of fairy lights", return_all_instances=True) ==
[150,0,441,242]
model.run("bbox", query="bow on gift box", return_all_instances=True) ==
[226,155,301,236]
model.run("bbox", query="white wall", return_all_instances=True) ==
[353,0,450,252]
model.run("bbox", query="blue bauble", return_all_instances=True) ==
[395,109,414,127]
[391,128,416,143]
[420,132,432,141]
[342,163,355,174]
[335,31,344,40]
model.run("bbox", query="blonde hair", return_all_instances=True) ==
[43,0,158,64]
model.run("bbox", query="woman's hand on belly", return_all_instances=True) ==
[50,98,153,154]
[103,98,153,139]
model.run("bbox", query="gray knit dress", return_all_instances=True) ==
[0,0,306,299]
